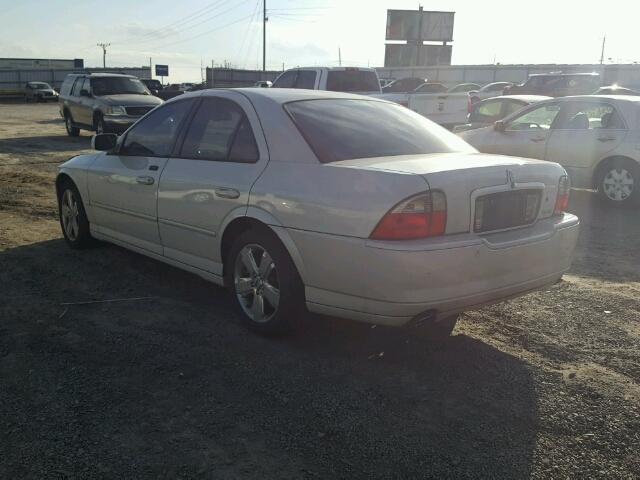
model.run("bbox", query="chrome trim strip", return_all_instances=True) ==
[158,217,217,237]
[91,201,156,221]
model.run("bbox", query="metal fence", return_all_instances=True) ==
[375,63,640,89]
[206,68,280,88]
[0,67,152,95]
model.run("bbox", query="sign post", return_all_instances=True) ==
[155,64,169,86]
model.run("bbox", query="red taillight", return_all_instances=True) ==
[467,95,473,114]
[554,175,570,214]
[370,192,447,240]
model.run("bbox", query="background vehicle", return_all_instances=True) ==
[56,89,578,336]
[593,85,640,96]
[141,79,163,96]
[406,83,481,129]
[382,77,427,93]
[453,95,550,133]
[373,81,447,106]
[469,82,514,103]
[272,67,381,94]
[254,80,272,88]
[24,82,58,102]
[504,73,600,97]
[58,73,163,136]
[413,82,448,94]
[459,95,640,205]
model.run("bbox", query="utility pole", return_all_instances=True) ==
[97,43,110,68]
[149,57,152,77]
[211,59,214,87]
[263,0,267,71]
[338,47,342,66]
[600,35,606,65]
[416,6,424,67]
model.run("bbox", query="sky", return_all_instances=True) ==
[1,0,639,82]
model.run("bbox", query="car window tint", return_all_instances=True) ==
[180,98,252,162]
[557,103,624,130]
[228,117,259,163]
[70,77,84,96]
[507,103,561,131]
[121,100,193,157]
[286,99,474,163]
[471,100,503,122]
[272,70,297,88]
[326,70,380,92]
[503,100,526,116]
[295,70,317,89]
[81,78,90,94]
[61,77,74,96]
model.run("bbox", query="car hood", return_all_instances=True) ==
[98,94,163,107]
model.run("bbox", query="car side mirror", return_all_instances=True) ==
[92,133,118,151]
[494,120,506,132]
[80,89,90,97]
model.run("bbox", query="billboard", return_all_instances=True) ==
[155,64,169,76]
[386,10,454,42]
[384,44,453,68]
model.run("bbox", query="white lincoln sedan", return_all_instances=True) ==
[459,95,640,206]
[56,89,579,336]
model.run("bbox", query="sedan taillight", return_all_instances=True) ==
[554,175,570,215]
[370,192,447,240]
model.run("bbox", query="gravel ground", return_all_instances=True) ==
[0,103,639,479]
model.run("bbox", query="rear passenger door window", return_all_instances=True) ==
[295,70,317,89]
[180,98,259,163]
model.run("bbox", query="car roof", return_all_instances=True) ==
[291,66,377,72]
[66,72,137,78]
[529,72,599,77]
[198,88,375,104]
[498,95,553,102]
[554,94,640,103]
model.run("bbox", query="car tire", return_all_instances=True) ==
[597,158,639,206]
[57,180,93,249]
[226,227,305,335]
[64,112,80,137]
[94,114,108,134]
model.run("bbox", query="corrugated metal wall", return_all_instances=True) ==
[375,64,640,89]
[206,68,280,88]
[0,67,152,95]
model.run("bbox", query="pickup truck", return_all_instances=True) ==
[272,67,381,94]
[374,83,478,129]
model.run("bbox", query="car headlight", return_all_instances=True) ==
[106,105,127,115]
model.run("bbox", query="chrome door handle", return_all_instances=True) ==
[530,137,546,143]
[598,137,616,142]
[136,176,155,185]
[214,187,240,199]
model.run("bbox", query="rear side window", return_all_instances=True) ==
[286,99,474,163]
[121,99,194,157]
[180,98,258,163]
[326,70,380,92]
[70,77,84,96]
[296,70,317,89]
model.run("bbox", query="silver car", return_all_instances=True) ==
[24,81,58,102]
[56,89,579,336]
[459,95,640,205]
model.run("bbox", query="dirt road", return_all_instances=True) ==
[1,103,639,479]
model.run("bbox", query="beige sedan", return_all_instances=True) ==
[459,95,640,205]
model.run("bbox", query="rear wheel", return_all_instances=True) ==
[64,112,80,137]
[597,159,638,206]
[58,181,92,249]
[226,228,305,335]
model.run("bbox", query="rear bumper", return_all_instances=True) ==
[292,213,579,326]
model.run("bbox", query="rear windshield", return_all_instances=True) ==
[285,99,474,163]
[326,70,380,93]
[92,77,150,96]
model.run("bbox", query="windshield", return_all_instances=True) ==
[91,77,150,96]
[29,82,51,89]
[326,70,380,93]
[286,99,474,163]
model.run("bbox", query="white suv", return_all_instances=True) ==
[272,67,381,94]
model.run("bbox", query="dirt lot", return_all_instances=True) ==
[1,103,639,479]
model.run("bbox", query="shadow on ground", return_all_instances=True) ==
[0,238,538,479]
[0,135,90,154]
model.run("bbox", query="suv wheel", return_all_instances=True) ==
[94,115,108,135]
[64,112,80,137]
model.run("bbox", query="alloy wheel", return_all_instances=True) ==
[234,244,280,323]
[60,189,80,241]
[602,167,634,202]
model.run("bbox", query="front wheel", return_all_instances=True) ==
[597,159,638,206]
[58,181,93,249]
[94,115,108,134]
[64,113,79,137]
[226,228,305,335]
